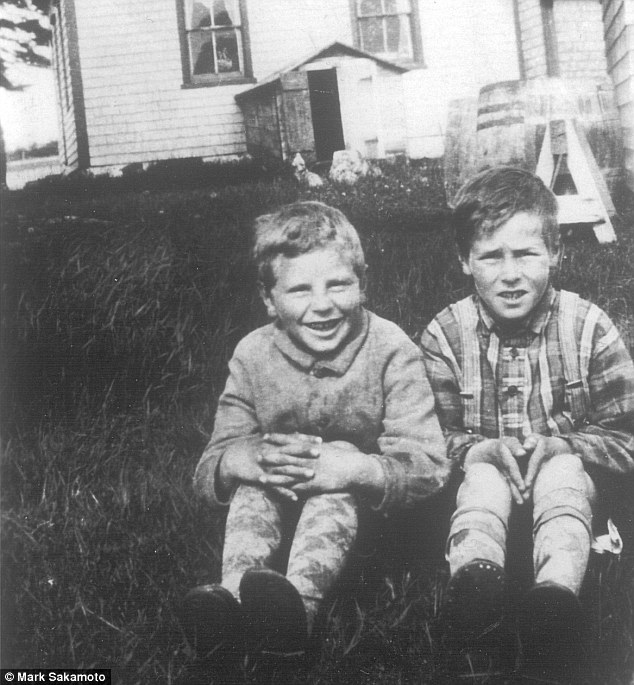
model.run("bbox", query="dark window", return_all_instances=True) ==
[355,0,419,62]
[178,0,250,84]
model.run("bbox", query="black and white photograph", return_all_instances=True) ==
[1,1,633,683]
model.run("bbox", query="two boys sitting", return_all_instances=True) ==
[185,168,634,677]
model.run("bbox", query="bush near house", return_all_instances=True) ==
[1,160,633,684]
[7,141,59,162]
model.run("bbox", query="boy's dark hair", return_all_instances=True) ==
[452,166,559,259]
[253,201,366,289]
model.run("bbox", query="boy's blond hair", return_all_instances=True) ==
[253,201,366,289]
[452,166,560,259]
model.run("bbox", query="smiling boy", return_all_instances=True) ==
[186,201,448,670]
[420,167,634,678]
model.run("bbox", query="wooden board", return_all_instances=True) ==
[536,119,617,243]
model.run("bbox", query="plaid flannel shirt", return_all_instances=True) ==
[420,288,634,479]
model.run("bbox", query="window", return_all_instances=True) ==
[355,0,420,62]
[179,0,250,84]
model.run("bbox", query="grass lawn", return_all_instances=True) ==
[1,159,633,684]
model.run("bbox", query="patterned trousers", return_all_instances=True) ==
[447,453,596,594]
[221,484,359,630]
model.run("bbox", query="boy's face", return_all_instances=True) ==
[460,212,558,330]
[262,246,364,356]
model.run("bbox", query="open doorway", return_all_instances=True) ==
[307,69,345,163]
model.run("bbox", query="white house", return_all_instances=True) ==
[50,0,633,190]
[602,0,634,191]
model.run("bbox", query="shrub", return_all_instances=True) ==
[20,156,288,197]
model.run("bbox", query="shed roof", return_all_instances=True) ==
[236,41,409,102]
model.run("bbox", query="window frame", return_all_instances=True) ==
[176,0,254,88]
[349,0,424,66]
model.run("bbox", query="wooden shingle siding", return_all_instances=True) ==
[515,1,617,84]
[554,0,607,79]
[71,0,248,168]
[62,0,89,167]
[516,0,548,78]
[55,0,524,169]
[603,0,634,190]
[56,0,621,173]
[51,3,80,169]
[68,0,360,169]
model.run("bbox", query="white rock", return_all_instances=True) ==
[329,150,370,185]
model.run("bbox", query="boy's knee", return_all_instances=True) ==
[448,466,510,566]
[455,463,512,524]
[301,492,359,522]
[460,462,510,499]
[232,482,268,503]
[227,483,284,521]
[534,454,587,497]
[533,455,593,536]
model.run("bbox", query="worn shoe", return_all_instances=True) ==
[519,582,587,683]
[440,559,507,650]
[181,584,244,660]
[239,568,308,658]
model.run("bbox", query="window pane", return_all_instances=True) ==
[215,29,240,72]
[213,0,239,26]
[383,0,397,13]
[358,0,381,17]
[188,0,212,28]
[190,31,215,74]
[359,17,384,53]
[385,14,412,57]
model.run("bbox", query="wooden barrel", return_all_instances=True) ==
[443,96,478,203]
[444,77,623,203]
[477,80,531,171]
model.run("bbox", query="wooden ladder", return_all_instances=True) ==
[535,118,617,243]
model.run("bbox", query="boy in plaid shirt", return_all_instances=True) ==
[420,167,634,678]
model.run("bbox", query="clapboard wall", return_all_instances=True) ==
[52,0,613,171]
[50,1,84,168]
[515,0,607,79]
[603,0,634,191]
[68,0,246,167]
[554,0,607,79]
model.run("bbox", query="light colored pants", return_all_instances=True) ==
[447,454,596,594]
[221,484,359,631]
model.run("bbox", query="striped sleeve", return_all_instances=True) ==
[420,311,486,464]
[563,307,634,475]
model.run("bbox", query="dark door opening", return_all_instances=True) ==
[307,69,345,163]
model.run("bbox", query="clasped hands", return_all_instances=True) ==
[225,432,363,502]
[463,434,571,505]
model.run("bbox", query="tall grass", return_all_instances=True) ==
[1,161,633,684]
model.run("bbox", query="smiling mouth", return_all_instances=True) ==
[499,291,527,301]
[305,319,342,332]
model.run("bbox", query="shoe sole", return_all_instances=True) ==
[239,569,307,656]
[181,585,244,659]
[520,582,585,680]
[441,559,506,647]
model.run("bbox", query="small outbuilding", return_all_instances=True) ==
[235,42,409,164]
